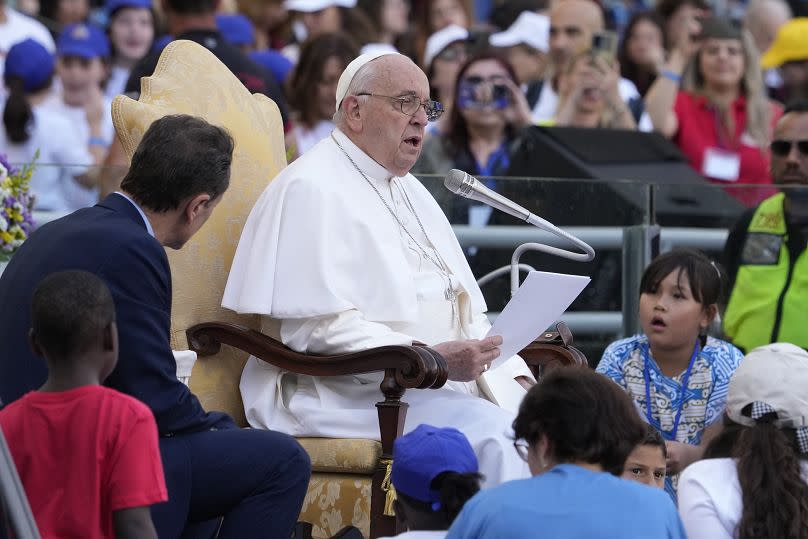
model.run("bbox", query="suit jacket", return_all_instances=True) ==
[0,194,232,435]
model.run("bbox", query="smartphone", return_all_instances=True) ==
[592,30,618,60]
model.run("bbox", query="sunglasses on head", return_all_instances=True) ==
[771,139,808,157]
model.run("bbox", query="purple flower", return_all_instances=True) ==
[0,154,16,176]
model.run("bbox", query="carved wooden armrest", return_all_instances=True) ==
[186,321,448,393]
[519,322,588,377]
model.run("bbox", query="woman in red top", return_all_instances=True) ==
[645,17,782,207]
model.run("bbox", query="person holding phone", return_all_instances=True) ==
[413,52,533,221]
[644,16,783,207]
[554,49,638,129]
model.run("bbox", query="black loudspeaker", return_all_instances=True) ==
[504,126,745,227]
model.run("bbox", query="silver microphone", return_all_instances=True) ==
[443,169,595,264]
[444,169,553,230]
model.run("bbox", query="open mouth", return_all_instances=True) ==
[581,87,601,100]
[403,136,421,149]
[650,316,667,330]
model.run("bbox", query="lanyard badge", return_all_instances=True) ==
[643,341,701,441]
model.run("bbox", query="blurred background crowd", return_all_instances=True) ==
[2,0,807,213]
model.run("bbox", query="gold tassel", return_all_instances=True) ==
[380,458,397,516]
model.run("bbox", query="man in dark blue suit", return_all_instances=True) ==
[0,115,310,539]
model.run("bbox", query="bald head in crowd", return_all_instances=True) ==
[743,0,792,56]
[549,0,604,70]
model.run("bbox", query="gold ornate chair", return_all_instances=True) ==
[112,40,587,539]
[111,40,446,539]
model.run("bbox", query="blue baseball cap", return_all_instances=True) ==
[4,39,55,92]
[216,14,255,47]
[57,23,111,59]
[249,50,293,84]
[106,0,151,17]
[391,424,478,510]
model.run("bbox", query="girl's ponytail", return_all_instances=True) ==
[3,77,32,144]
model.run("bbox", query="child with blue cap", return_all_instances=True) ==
[46,22,115,207]
[2,38,102,212]
[379,424,482,539]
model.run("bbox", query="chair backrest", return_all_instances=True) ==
[111,40,287,425]
[0,428,40,539]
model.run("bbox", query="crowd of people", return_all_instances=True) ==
[2,0,807,210]
[1,0,808,538]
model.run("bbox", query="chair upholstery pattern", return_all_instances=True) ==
[110,40,372,536]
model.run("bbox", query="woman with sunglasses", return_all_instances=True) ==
[645,17,783,207]
[446,368,687,539]
[722,101,808,352]
[413,53,531,210]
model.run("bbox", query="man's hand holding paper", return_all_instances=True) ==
[433,335,503,381]
[486,271,591,370]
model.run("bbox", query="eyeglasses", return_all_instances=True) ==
[513,439,530,462]
[771,139,808,157]
[356,93,445,122]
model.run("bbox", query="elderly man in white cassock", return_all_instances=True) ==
[222,51,535,486]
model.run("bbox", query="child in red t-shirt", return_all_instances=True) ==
[0,270,167,539]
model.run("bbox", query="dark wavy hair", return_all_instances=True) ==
[396,471,482,526]
[3,73,53,144]
[617,11,666,97]
[120,115,233,212]
[287,32,358,128]
[513,368,646,476]
[446,52,520,153]
[704,413,808,539]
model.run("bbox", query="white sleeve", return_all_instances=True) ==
[279,310,413,355]
[678,468,735,539]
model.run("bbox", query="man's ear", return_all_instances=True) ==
[28,328,44,358]
[102,322,117,353]
[183,193,212,224]
[342,96,364,133]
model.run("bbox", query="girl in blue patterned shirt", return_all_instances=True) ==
[597,249,744,496]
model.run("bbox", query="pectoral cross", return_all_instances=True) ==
[445,285,458,327]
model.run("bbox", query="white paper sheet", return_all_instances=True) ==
[486,271,591,369]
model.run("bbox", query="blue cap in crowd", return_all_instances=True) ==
[106,0,151,16]
[249,50,293,84]
[57,23,111,59]
[4,39,55,92]
[216,14,255,46]
[151,34,173,54]
[391,424,478,510]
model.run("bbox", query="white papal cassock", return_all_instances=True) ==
[222,128,533,486]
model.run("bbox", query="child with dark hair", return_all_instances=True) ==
[679,343,808,539]
[381,424,482,539]
[2,38,100,211]
[446,368,686,538]
[0,270,167,539]
[622,423,668,489]
[597,248,744,496]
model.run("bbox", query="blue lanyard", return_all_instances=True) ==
[643,341,700,441]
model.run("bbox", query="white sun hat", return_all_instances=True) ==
[489,11,549,53]
[422,24,469,68]
[284,0,356,12]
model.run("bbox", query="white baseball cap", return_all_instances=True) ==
[727,343,808,429]
[335,51,402,112]
[284,0,356,12]
[489,11,549,53]
[422,24,469,68]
